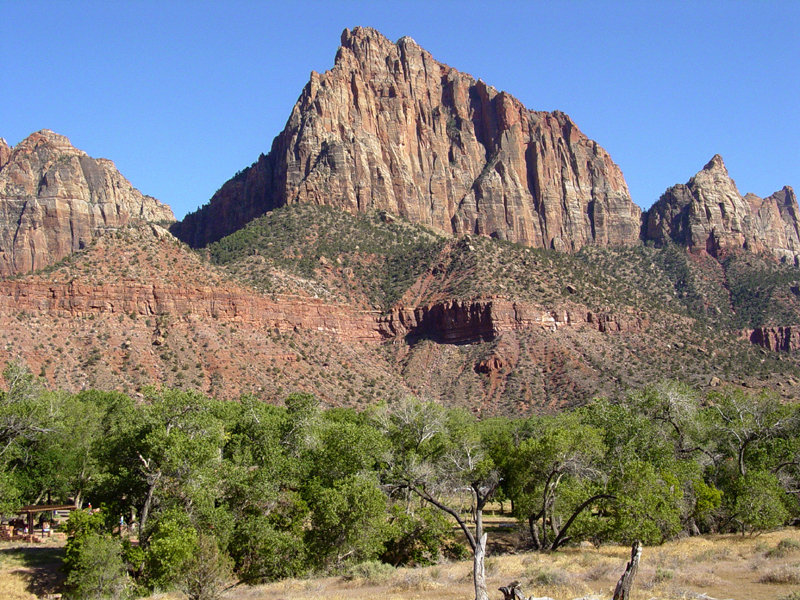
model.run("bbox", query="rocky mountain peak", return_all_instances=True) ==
[703,153,727,172]
[644,156,800,264]
[0,130,176,277]
[174,26,642,250]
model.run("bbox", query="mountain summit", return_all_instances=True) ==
[0,130,175,276]
[645,154,800,264]
[173,26,642,250]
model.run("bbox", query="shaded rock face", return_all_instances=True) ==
[175,26,641,250]
[749,326,800,352]
[644,155,800,264]
[377,298,642,344]
[0,130,175,276]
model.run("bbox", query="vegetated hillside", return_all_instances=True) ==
[207,204,448,310]
[1,203,799,412]
[204,203,800,413]
[0,224,414,406]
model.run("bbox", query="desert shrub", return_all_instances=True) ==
[759,565,800,584]
[653,566,674,583]
[344,559,396,585]
[178,534,234,600]
[63,532,130,600]
[769,538,800,558]
[525,566,571,586]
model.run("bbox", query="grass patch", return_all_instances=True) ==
[759,565,800,584]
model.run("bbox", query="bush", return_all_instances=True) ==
[64,532,130,600]
[63,509,107,577]
[178,534,234,600]
[381,504,450,566]
[730,471,790,534]
[344,559,396,585]
[229,514,308,583]
[769,538,800,558]
[144,509,199,589]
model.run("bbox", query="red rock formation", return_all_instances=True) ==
[175,27,641,250]
[748,326,800,352]
[0,130,175,276]
[0,280,382,343]
[377,298,642,343]
[644,155,800,264]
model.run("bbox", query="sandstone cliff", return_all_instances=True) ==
[0,130,175,276]
[644,155,800,264]
[174,26,641,250]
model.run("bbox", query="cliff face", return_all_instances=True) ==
[175,26,641,250]
[377,298,642,344]
[644,155,800,264]
[0,130,175,276]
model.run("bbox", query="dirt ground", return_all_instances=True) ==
[1,526,800,599]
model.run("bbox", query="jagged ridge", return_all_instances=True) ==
[173,26,641,251]
[0,130,175,276]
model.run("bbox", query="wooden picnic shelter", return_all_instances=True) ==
[17,504,77,534]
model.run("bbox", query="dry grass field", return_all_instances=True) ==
[2,529,800,599]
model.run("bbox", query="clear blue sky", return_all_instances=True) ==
[3,1,798,219]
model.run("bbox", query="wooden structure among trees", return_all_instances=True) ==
[11,504,77,542]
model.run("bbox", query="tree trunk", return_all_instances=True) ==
[612,540,642,600]
[473,531,489,600]
[138,471,161,542]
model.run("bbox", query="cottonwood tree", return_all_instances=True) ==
[707,388,795,477]
[381,398,500,600]
[98,389,227,543]
[508,413,613,551]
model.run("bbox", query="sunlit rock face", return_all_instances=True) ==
[645,154,800,265]
[174,26,641,251]
[0,129,175,276]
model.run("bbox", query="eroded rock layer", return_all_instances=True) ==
[0,130,175,276]
[644,155,800,264]
[174,26,641,250]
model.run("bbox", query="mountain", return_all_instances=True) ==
[644,154,800,264]
[0,130,175,277]
[1,28,800,412]
[173,27,641,251]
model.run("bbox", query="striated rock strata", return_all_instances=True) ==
[0,130,175,276]
[174,26,641,250]
[0,281,381,343]
[748,326,800,352]
[377,299,643,344]
[644,155,800,264]
[0,280,642,347]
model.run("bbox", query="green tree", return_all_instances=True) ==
[728,470,790,535]
[305,473,390,571]
[507,413,611,551]
[381,399,500,600]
